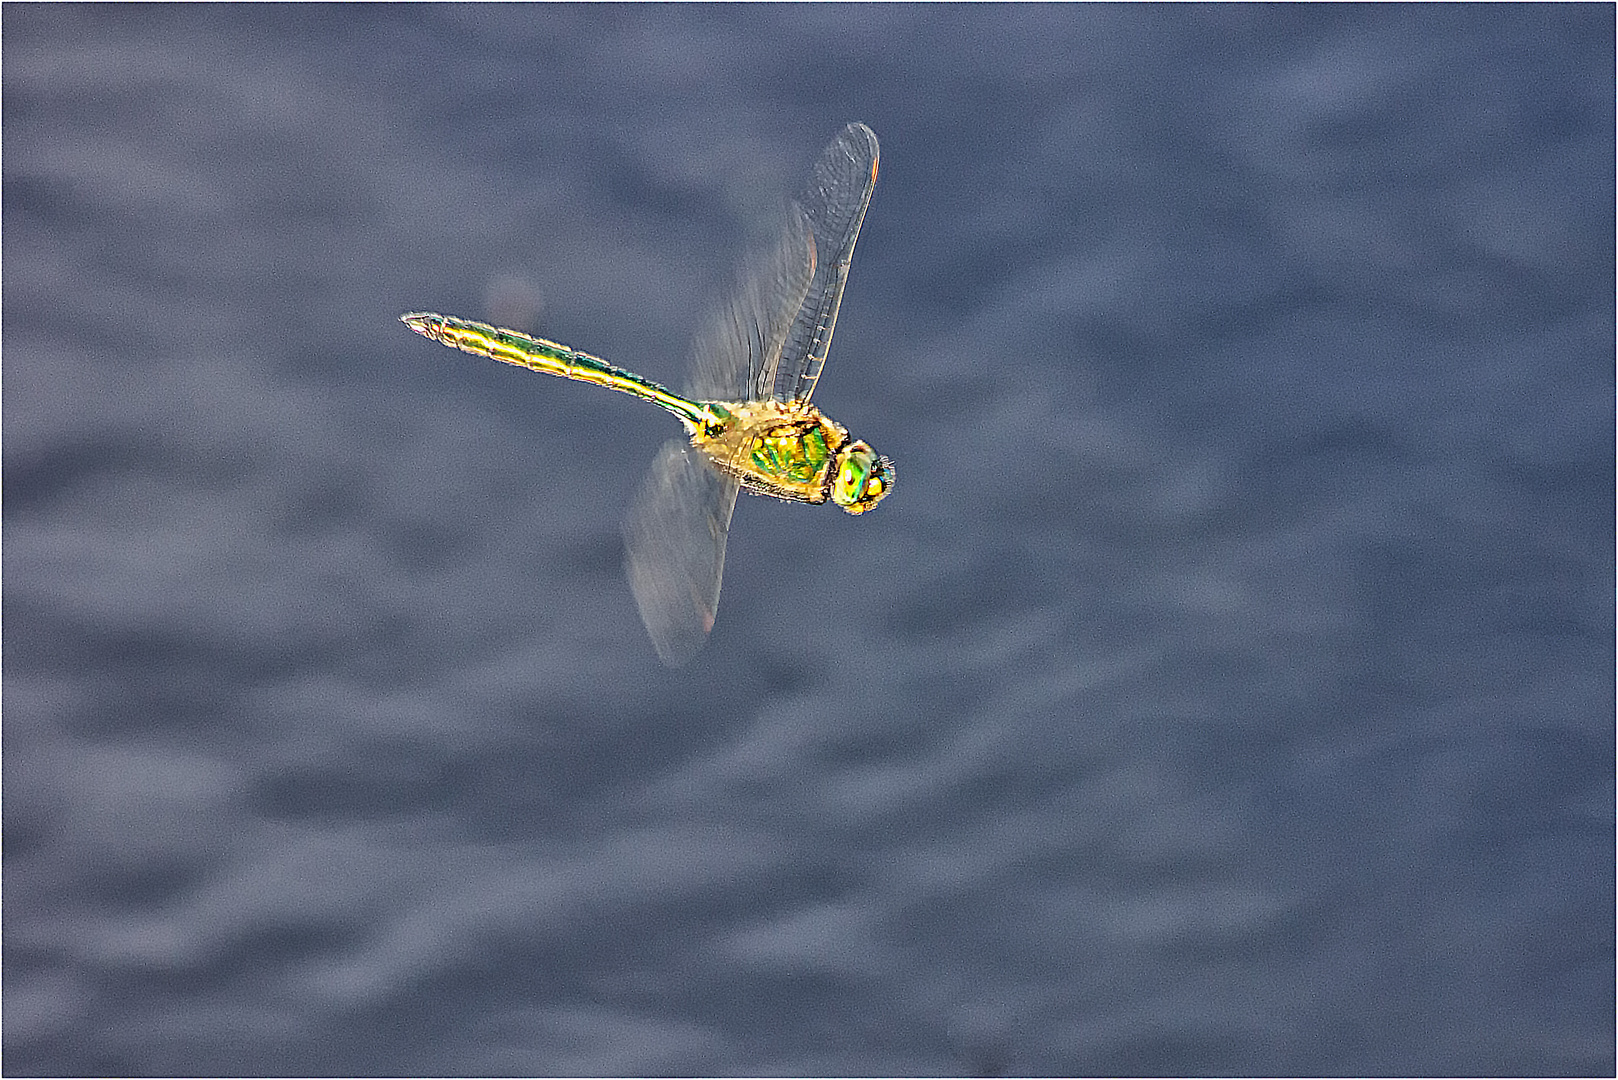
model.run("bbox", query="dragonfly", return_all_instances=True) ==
[402,122,892,665]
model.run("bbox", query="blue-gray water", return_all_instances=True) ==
[4,5,1612,1077]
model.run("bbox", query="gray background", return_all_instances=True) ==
[4,5,1613,1076]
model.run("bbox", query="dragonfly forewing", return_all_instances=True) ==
[770,122,879,406]
[683,208,816,406]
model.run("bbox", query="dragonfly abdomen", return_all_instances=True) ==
[401,312,709,429]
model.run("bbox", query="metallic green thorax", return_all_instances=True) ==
[691,399,856,505]
[753,420,831,482]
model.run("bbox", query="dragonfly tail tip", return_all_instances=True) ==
[400,312,438,337]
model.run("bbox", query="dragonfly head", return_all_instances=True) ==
[830,440,894,515]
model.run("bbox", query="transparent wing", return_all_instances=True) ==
[684,204,815,405]
[626,187,815,665]
[622,439,741,666]
[770,122,879,405]
[621,124,879,665]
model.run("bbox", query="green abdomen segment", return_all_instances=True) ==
[401,312,712,431]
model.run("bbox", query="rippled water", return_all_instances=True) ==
[4,6,1612,1076]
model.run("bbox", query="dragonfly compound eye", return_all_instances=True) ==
[832,442,892,514]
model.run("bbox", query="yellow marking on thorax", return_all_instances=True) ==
[692,400,850,504]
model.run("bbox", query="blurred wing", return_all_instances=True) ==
[684,203,816,406]
[771,122,879,405]
[622,439,742,666]
[628,124,880,664]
